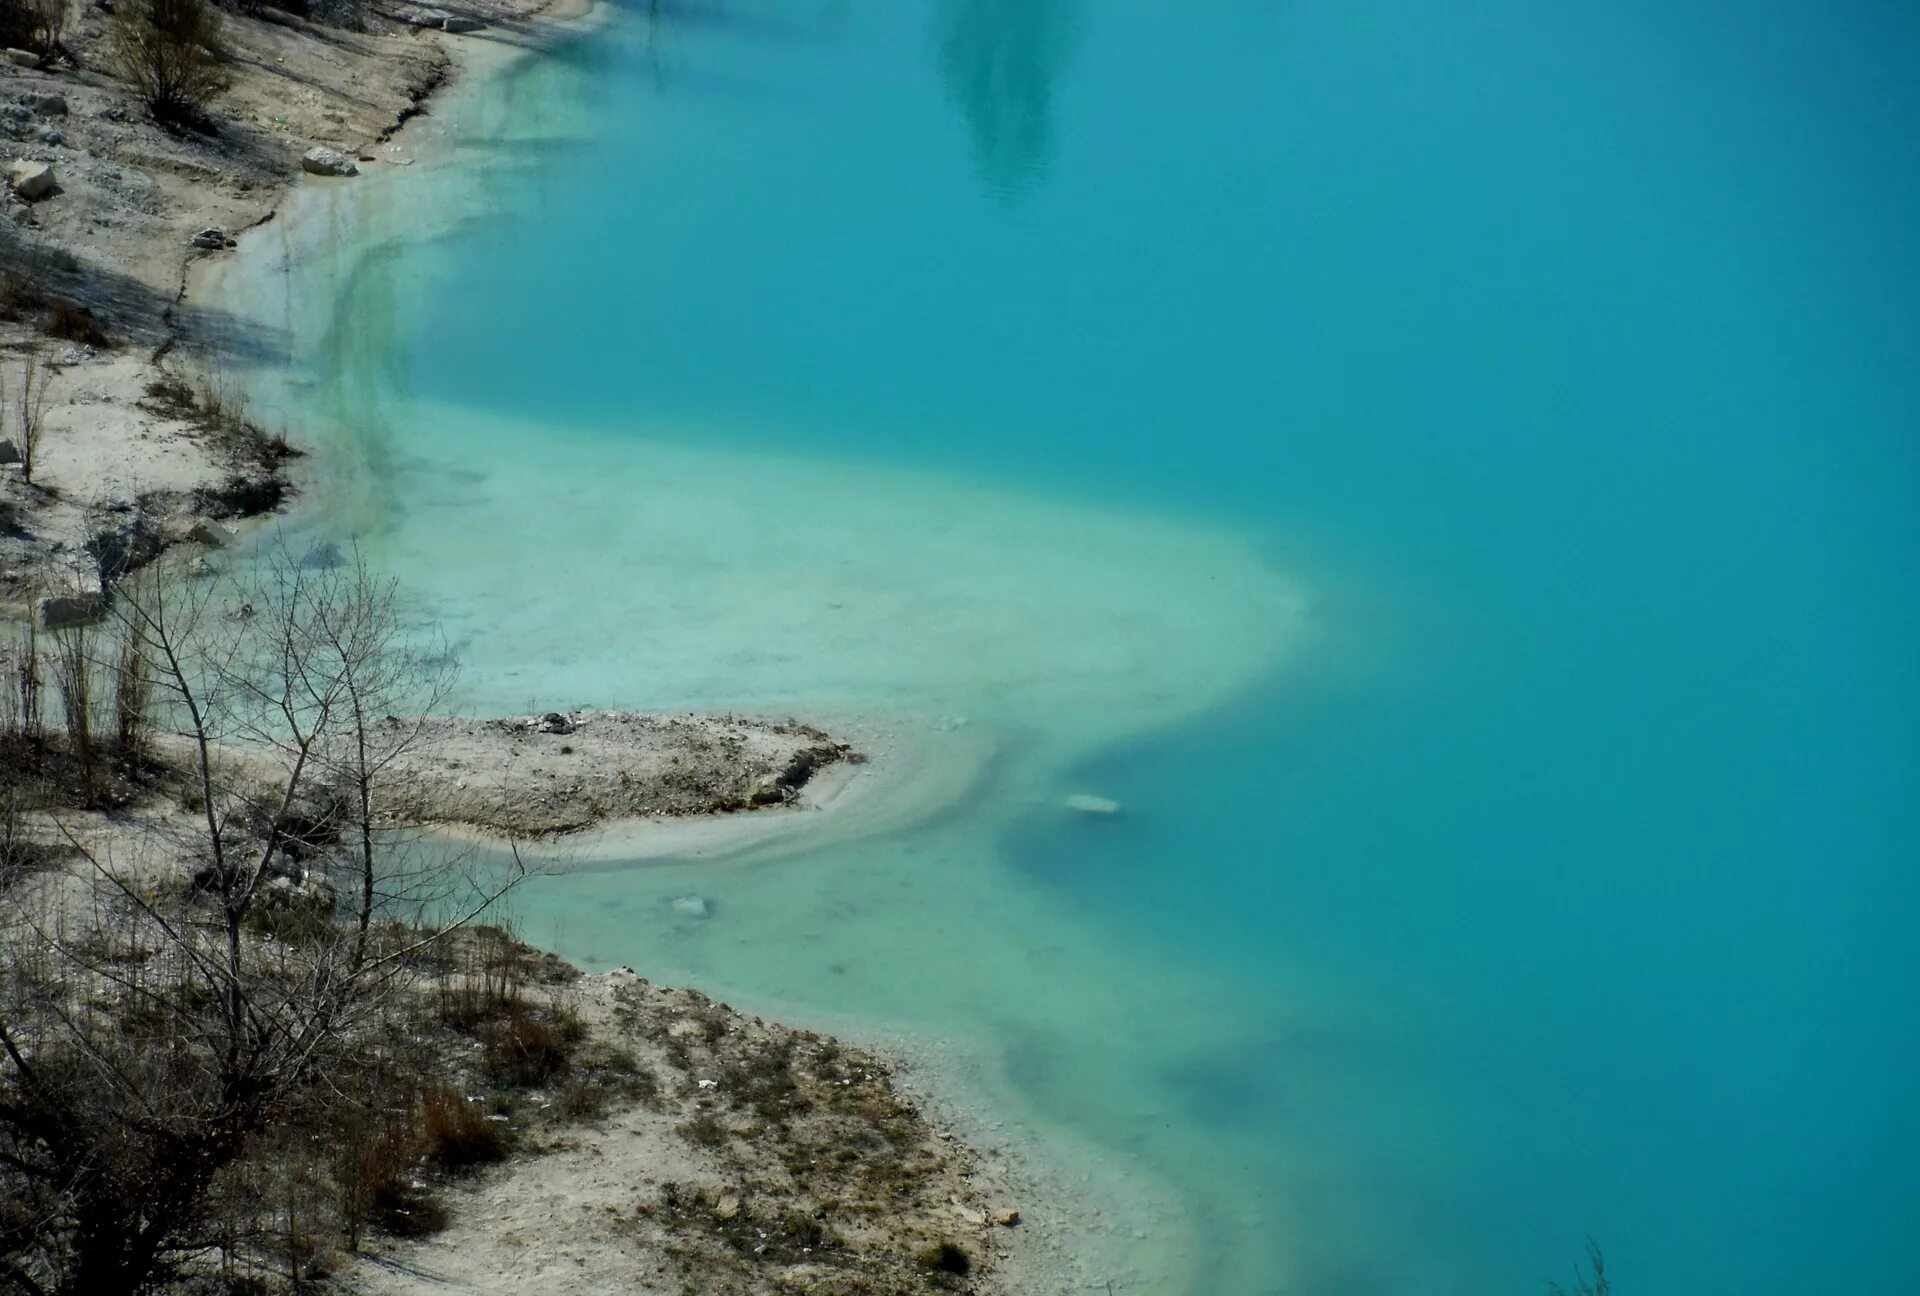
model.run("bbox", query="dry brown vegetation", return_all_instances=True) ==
[110,0,232,128]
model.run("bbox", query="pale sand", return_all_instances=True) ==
[386,709,860,837]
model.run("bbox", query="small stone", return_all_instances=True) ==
[1064,793,1121,815]
[534,711,575,734]
[300,146,358,177]
[670,895,710,919]
[442,14,486,32]
[712,1194,741,1221]
[3,49,35,69]
[994,1209,1021,1227]
[189,227,235,250]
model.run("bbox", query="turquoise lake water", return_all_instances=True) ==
[224,0,1920,1291]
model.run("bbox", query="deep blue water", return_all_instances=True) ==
[390,1,1920,1291]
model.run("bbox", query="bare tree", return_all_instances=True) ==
[110,0,229,128]
[0,540,529,1295]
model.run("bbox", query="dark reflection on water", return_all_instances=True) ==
[936,0,1078,199]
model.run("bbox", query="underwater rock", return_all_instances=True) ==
[670,895,711,919]
[187,517,236,548]
[1064,794,1121,815]
[38,591,107,631]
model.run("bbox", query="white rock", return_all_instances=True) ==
[670,894,710,919]
[1064,794,1122,815]
[8,159,54,201]
[300,147,358,177]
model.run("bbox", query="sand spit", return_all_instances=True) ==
[389,710,862,837]
[0,0,585,617]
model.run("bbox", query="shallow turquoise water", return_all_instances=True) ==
[231,1,1919,1291]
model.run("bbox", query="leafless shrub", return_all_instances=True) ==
[13,349,52,483]
[44,300,108,347]
[420,1084,508,1170]
[110,0,230,127]
[3,624,42,746]
[111,608,151,761]
[48,624,98,805]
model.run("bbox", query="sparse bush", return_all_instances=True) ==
[483,1007,572,1087]
[916,1240,972,1276]
[12,349,52,483]
[680,1111,729,1149]
[553,1078,610,1121]
[420,1085,507,1171]
[111,0,230,127]
[111,611,149,760]
[49,625,98,805]
[45,300,108,347]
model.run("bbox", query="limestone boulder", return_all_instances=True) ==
[300,147,358,177]
[8,159,54,201]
